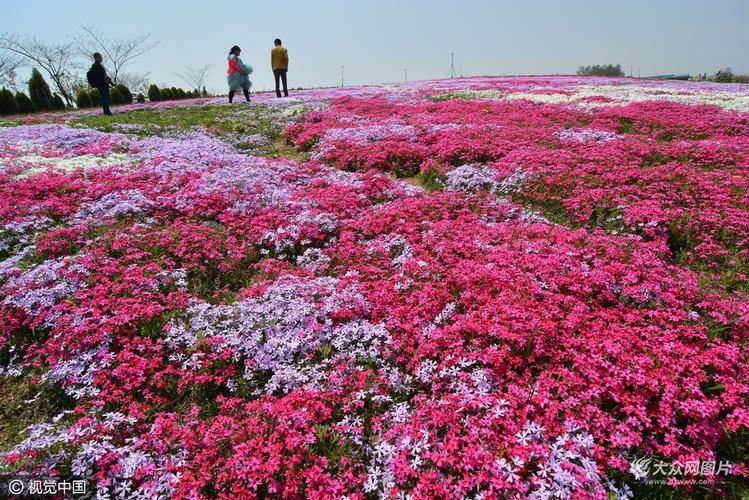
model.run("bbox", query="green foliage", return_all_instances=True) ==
[577,64,625,77]
[710,68,749,84]
[160,88,172,101]
[714,428,749,498]
[666,215,698,260]
[391,154,422,178]
[418,166,447,191]
[616,117,637,134]
[512,182,574,227]
[136,93,146,103]
[14,92,35,114]
[0,88,18,115]
[0,371,77,450]
[714,68,735,83]
[89,89,101,106]
[109,86,125,105]
[147,84,161,102]
[75,89,94,109]
[310,424,356,475]
[176,88,186,99]
[27,68,54,111]
[201,86,208,97]
[113,84,133,104]
[587,202,624,233]
[52,93,65,110]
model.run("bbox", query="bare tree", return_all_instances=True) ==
[176,65,210,92]
[0,51,21,90]
[76,25,158,85]
[118,71,151,95]
[69,74,92,100]
[0,34,77,105]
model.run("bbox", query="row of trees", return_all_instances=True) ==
[0,69,66,115]
[576,64,748,83]
[712,68,749,84]
[76,83,136,108]
[2,66,212,116]
[0,28,213,108]
[147,84,208,102]
[75,82,209,109]
[76,83,208,108]
[0,27,156,106]
[577,64,625,77]
[0,88,58,115]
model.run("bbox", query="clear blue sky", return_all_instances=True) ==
[3,0,748,93]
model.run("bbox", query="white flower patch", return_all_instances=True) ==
[5,153,133,179]
[445,164,500,193]
[572,84,749,111]
[431,83,749,111]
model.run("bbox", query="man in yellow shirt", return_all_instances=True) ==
[271,39,289,98]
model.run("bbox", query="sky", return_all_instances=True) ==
[3,0,748,94]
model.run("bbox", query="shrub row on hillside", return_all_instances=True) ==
[76,83,135,109]
[0,89,66,116]
[147,84,206,102]
[0,68,67,116]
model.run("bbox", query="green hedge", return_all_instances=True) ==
[28,68,54,111]
[0,88,19,115]
[110,87,125,105]
[76,89,94,108]
[113,84,133,104]
[14,92,35,114]
[147,84,161,102]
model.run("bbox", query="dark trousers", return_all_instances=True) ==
[98,86,111,115]
[273,69,288,97]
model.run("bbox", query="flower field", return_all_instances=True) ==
[1,76,748,498]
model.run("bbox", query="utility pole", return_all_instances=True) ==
[449,52,456,79]
[340,65,345,87]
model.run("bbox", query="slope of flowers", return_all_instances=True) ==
[1,76,748,499]
[286,80,749,295]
